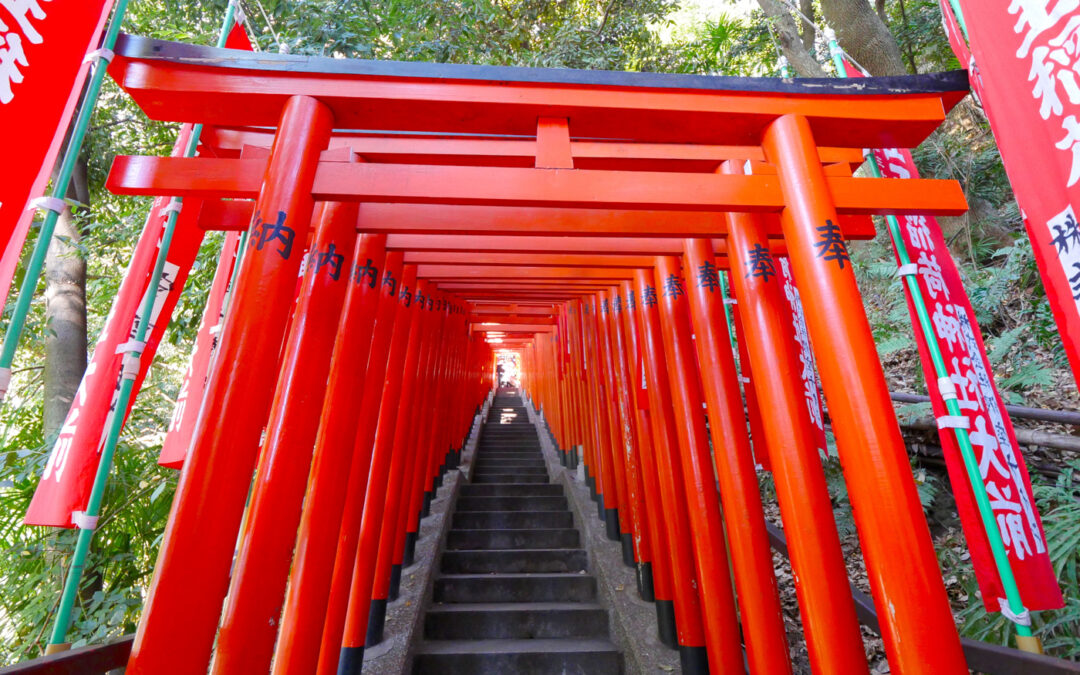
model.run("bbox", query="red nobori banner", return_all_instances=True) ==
[24,128,206,528]
[158,231,240,469]
[774,256,828,456]
[951,0,1080,396]
[873,146,1062,611]
[939,0,973,82]
[0,0,115,316]
[156,19,254,469]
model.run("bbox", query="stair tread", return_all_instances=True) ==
[444,548,584,555]
[438,572,590,578]
[427,601,603,612]
[448,527,577,531]
[452,510,567,517]
[417,638,619,654]
[413,395,621,674]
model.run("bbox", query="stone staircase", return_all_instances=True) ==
[412,391,623,674]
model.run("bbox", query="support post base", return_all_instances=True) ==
[365,598,388,647]
[338,646,365,675]
[604,508,620,541]
[620,532,635,566]
[1016,635,1045,654]
[679,645,709,675]
[388,563,402,601]
[403,531,418,567]
[656,599,677,649]
[637,562,655,603]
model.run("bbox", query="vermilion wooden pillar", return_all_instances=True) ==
[444,306,469,471]
[652,256,745,675]
[575,304,594,481]
[389,287,446,595]
[336,266,421,674]
[632,268,709,674]
[554,332,571,453]
[437,304,467,482]
[553,325,569,462]
[596,290,633,552]
[584,295,621,539]
[722,191,869,673]
[307,251,402,675]
[212,201,357,673]
[568,301,598,498]
[126,95,332,675]
[681,240,793,674]
[366,277,432,646]
[561,304,586,470]
[620,279,677,645]
[548,332,568,452]
[727,285,772,471]
[607,285,654,592]
[273,248,398,675]
[763,113,967,673]
[407,295,453,550]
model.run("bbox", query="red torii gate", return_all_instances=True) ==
[102,33,972,675]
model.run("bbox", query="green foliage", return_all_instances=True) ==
[939,462,1080,657]
[249,0,682,70]
[672,11,777,76]
[1032,464,1080,655]
[886,0,961,74]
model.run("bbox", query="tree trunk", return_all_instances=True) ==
[897,0,919,73]
[43,157,89,442]
[799,0,815,51]
[756,0,827,77]
[820,0,907,76]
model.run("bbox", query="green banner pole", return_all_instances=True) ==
[45,1,241,651]
[825,29,1041,652]
[0,0,133,406]
[947,0,969,40]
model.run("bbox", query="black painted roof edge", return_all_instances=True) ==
[115,34,970,98]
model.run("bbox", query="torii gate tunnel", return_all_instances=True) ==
[104,35,974,675]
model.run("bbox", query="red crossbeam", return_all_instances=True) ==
[109,156,966,216]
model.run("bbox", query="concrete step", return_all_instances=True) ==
[452,510,574,530]
[455,496,567,512]
[478,435,539,440]
[471,473,548,484]
[478,436,539,441]
[475,449,542,456]
[446,528,580,550]
[472,463,547,472]
[472,466,548,476]
[410,401,622,675]
[433,573,597,603]
[441,548,588,573]
[423,602,609,640]
[460,484,563,497]
[413,638,621,674]
[472,454,544,463]
[474,458,546,467]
